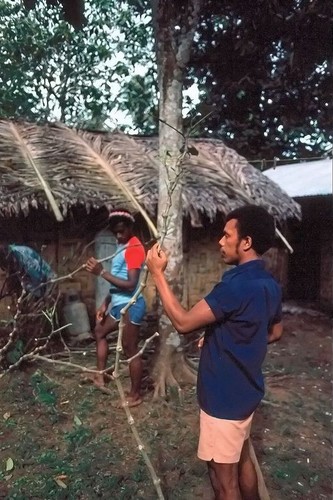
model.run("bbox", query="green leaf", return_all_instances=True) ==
[6,339,24,364]
[0,0,155,129]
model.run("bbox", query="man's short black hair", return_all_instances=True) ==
[225,205,275,255]
[108,209,135,229]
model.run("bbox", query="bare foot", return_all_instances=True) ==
[95,385,113,395]
[79,374,113,395]
[93,374,105,388]
[80,375,96,385]
[116,396,143,408]
[80,374,105,387]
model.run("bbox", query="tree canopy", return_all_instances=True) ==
[23,0,85,27]
[187,0,332,159]
[2,0,332,159]
[0,0,154,128]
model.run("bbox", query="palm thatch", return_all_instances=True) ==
[0,120,301,226]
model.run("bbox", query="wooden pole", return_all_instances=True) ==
[249,438,270,500]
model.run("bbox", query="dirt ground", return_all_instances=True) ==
[0,302,332,500]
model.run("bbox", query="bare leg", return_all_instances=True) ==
[238,439,260,500]
[207,461,241,500]
[207,462,221,499]
[122,315,142,405]
[94,315,118,386]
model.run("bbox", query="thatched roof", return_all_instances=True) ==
[0,120,301,226]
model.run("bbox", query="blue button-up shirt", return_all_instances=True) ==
[197,260,282,420]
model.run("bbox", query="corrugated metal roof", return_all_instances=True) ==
[264,158,332,197]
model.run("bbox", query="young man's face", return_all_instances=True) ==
[219,218,242,265]
[111,221,133,245]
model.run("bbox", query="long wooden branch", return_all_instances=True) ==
[120,332,159,365]
[249,439,270,500]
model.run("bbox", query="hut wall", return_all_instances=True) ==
[183,239,227,307]
[263,247,289,294]
[0,240,288,319]
[286,195,332,310]
[0,209,158,328]
[56,236,96,322]
[0,208,99,327]
[0,271,13,322]
[0,211,285,328]
[2,202,330,328]
[320,238,333,308]
[183,216,228,308]
[0,235,97,326]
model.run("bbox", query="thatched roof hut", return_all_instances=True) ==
[0,120,301,226]
[0,119,303,317]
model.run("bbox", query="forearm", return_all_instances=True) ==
[100,270,136,291]
[103,294,111,307]
[268,334,280,344]
[146,244,216,333]
[268,322,283,343]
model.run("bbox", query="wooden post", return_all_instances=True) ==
[249,438,270,500]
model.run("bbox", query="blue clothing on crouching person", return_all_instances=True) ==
[8,244,55,297]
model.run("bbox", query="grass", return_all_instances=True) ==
[0,364,209,500]
[0,312,332,499]
[2,408,145,499]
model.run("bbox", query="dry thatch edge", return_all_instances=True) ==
[0,121,63,221]
[0,120,302,224]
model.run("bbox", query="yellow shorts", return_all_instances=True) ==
[197,409,253,464]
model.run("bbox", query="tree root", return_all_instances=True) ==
[153,363,179,399]
[152,350,197,400]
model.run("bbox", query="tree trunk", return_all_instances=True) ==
[151,0,201,397]
[149,4,270,497]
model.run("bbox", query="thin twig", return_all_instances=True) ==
[120,332,159,364]
[0,354,114,380]
[0,288,26,361]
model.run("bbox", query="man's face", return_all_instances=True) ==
[111,222,132,244]
[219,218,241,265]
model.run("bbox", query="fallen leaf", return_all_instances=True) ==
[188,145,199,156]
[6,458,14,472]
[4,474,12,481]
[56,474,68,481]
[74,415,82,426]
[54,478,67,489]
[3,412,11,421]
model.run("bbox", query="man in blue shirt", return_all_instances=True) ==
[146,205,283,500]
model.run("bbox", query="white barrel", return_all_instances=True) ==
[94,229,116,308]
[62,291,91,339]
